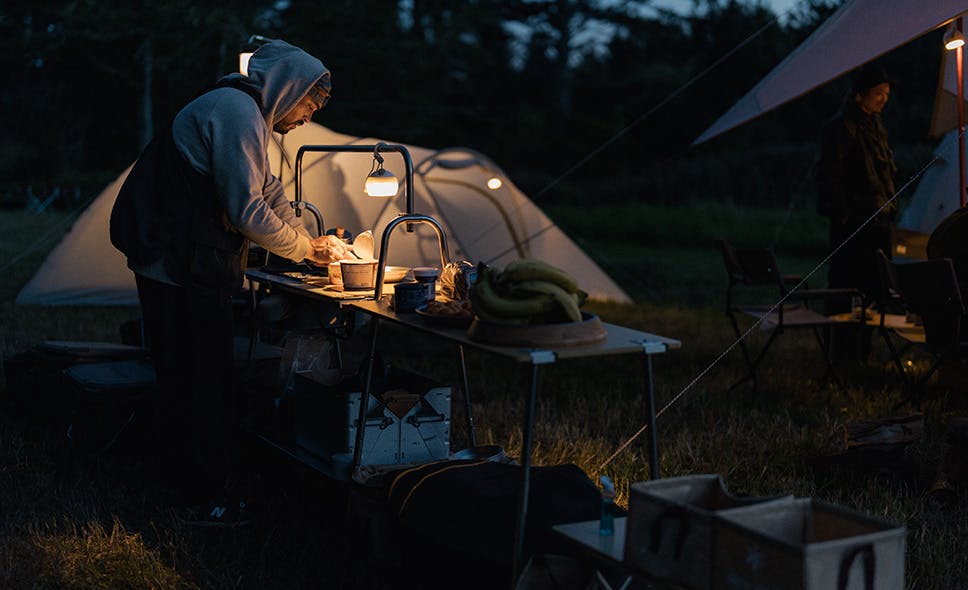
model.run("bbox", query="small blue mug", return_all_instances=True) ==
[394,282,426,313]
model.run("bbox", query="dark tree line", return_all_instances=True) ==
[0,0,946,206]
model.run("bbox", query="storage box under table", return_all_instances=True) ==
[624,474,791,590]
[712,498,905,590]
[289,368,451,468]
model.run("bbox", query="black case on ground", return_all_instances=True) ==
[62,359,157,453]
[3,341,149,417]
[3,341,153,453]
[345,460,618,590]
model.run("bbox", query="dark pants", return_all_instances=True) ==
[827,218,893,361]
[828,218,893,305]
[135,274,237,502]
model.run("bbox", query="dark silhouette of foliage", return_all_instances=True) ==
[0,0,948,207]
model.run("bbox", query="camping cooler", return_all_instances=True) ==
[288,367,451,470]
[712,498,905,590]
[624,474,793,590]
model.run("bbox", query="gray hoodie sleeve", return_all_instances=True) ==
[175,90,312,262]
[261,166,312,239]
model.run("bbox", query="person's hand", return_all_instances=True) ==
[306,235,350,265]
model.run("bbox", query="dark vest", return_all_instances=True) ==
[110,84,259,290]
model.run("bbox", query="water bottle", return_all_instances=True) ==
[599,475,616,536]
[851,294,864,321]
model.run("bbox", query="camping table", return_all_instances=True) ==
[551,518,679,590]
[552,518,634,590]
[244,268,681,588]
[827,310,925,364]
[828,310,919,330]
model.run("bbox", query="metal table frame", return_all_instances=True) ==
[244,270,680,587]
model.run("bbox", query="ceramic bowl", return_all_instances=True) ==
[352,230,375,260]
[384,265,411,283]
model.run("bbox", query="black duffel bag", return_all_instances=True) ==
[382,459,613,589]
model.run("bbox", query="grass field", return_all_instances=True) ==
[1,206,966,589]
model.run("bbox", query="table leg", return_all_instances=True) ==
[595,570,632,590]
[334,338,344,370]
[456,344,477,448]
[247,280,258,366]
[643,354,660,480]
[510,362,540,588]
[352,317,381,469]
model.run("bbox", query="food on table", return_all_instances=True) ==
[470,258,588,324]
[423,299,474,318]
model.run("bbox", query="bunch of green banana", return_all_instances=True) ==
[470,259,588,324]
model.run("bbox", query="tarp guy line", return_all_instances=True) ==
[0,195,95,276]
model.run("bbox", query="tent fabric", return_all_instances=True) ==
[16,123,631,306]
[898,130,966,234]
[16,167,137,306]
[694,1,967,145]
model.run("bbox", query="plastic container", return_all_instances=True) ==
[413,267,440,302]
[341,259,378,290]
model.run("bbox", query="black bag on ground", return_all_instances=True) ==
[383,460,609,588]
[62,360,156,454]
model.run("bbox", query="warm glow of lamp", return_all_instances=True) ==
[945,27,966,50]
[239,35,274,76]
[428,152,506,191]
[364,168,399,197]
[239,52,253,75]
[364,145,401,197]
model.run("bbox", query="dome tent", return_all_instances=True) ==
[15,122,630,306]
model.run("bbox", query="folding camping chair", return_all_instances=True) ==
[891,257,968,409]
[719,240,859,393]
[873,249,924,382]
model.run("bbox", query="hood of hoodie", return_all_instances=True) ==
[218,40,330,129]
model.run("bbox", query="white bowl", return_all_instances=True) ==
[352,230,375,260]
[384,266,410,283]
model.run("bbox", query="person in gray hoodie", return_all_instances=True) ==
[111,40,345,521]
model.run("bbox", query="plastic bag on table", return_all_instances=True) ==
[439,260,477,301]
[279,331,342,390]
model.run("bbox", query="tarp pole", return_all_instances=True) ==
[958,17,966,207]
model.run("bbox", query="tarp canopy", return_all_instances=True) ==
[16,122,631,306]
[694,0,968,145]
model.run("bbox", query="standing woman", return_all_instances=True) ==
[816,65,897,360]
